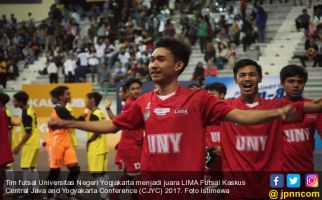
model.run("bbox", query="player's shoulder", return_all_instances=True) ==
[260,97,284,108]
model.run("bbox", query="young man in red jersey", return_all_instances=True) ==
[0,93,14,200]
[105,78,144,200]
[106,78,144,175]
[204,82,227,200]
[280,65,322,172]
[48,37,300,173]
[219,59,322,199]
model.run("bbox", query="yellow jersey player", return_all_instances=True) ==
[85,92,109,200]
[12,91,40,197]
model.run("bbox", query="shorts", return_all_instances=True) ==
[47,142,78,169]
[21,148,39,168]
[115,146,141,175]
[87,153,108,173]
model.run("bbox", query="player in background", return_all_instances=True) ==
[85,92,109,200]
[46,86,84,200]
[0,99,13,200]
[280,65,322,172]
[12,91,40,197]
[219,59,322,199]
[105,78,144,200]
[48,37,307,172]
[204,82,227,200]
[205,82,227,193]
[0,92,19,191]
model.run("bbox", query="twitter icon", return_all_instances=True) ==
[287,174,301,188]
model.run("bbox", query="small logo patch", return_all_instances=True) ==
[144,109,150,121]
[154,108,170,116]
[174,108,188,116]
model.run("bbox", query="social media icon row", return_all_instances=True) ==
[270,174,319,188]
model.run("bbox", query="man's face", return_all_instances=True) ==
[148,47,183,84]
[50,96,58,104]
[208,90,225,100]
[85,97,94,110]
[118,88,128,101]
[60,89,71,104]
[282,75,305,100]
[12,98,20,108]
[235,65,262,97]
[128,82,141,99]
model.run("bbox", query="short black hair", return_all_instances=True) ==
[119,83,128,93]
[13,91,29,104]
[87,92,102,106]
[125,78,142,89]
[154,37,192,75]
[205,82,227,95]
[280,64,308,84]
[233,59,262,80]
[0,92,10,105]
[50,86,69,98]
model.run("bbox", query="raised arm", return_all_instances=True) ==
[104,98,116,119]
[48,119,120,134]
[223,104,295,125]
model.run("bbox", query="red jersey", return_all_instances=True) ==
[0,109,13,166]
[112,85,233,171]
[205,125,222,181]
[220,97,303,198]
[115,97,144,173]
[119,97,144,146]
[206,125,221,147]
[282,97,322,172]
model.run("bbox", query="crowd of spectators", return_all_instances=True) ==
[293,2,322,68]
[0,0,305,89]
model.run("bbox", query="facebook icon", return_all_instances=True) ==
[270,174,284,188]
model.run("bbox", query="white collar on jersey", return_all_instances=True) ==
[157,92,176,101]
[245,101,259,108]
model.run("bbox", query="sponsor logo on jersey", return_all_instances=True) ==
[154,108,170,116]
[305,114,316,120]
[236,135,267,151]
[147,133,182,154]
[144,102,151,121]
[210,132,220,142]
[144,109,150,121]
[284,128,310,142]
[174,108,188,116]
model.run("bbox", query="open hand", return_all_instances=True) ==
[104,98,112,109]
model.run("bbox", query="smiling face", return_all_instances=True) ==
[282,75,305,101]
[235,65,262,101]
[148,47,183,85]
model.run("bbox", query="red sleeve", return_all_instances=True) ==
[280,99,304,124]
[202,92,234,126]
[112,98,144,130]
